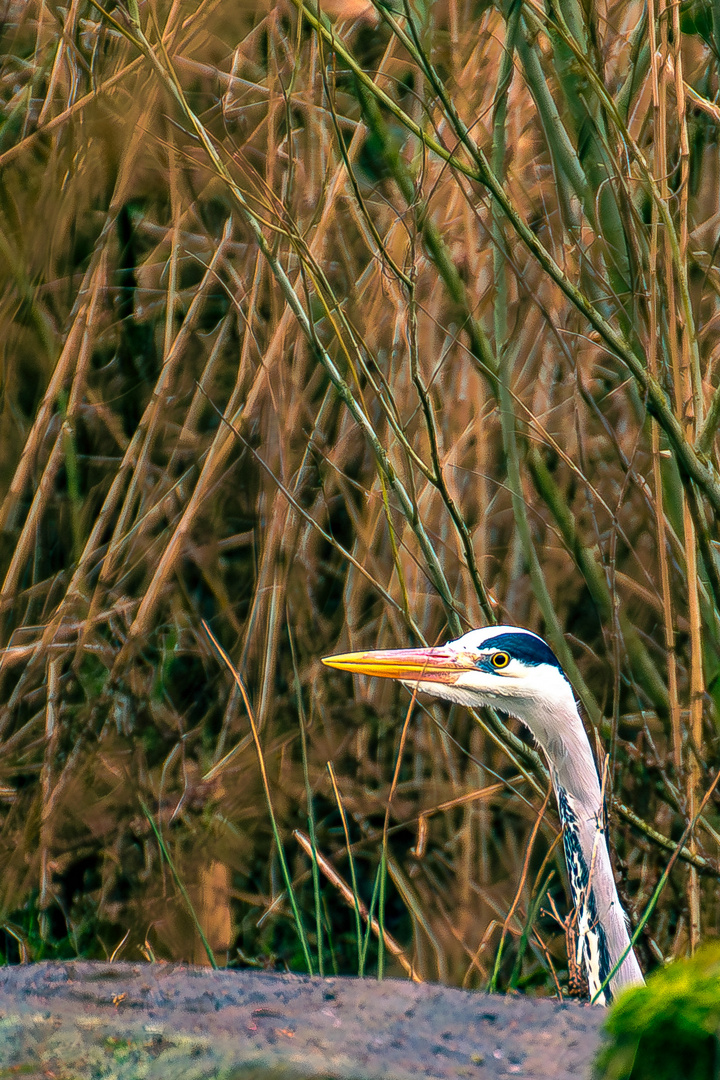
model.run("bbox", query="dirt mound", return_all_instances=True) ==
[0,962,605,1079]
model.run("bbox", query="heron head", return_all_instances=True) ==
[322,625,575,732]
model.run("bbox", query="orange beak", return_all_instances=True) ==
[321,646,474,685]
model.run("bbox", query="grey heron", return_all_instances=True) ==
[322,624,644,1003]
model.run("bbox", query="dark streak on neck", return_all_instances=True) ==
[556,783,612,1003]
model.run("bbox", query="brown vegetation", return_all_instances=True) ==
[0,0,719,997]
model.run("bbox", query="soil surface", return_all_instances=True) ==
[0,962,606,1079]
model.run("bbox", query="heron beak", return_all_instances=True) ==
[321,646,474,685]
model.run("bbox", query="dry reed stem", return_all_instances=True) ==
[294,828,420,981]
[489,783,552,991]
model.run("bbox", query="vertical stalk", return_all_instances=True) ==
[648,0,681,768]
[685,514,704,953]
[492,1,599,725]
[379,692,416,978]
[671,0,703,954]
[39,657,61,943]
[327,762,364,975]
[289,624,324,975]
[658,0,703,952]
[377,848,387,980]
[204,624,314,974]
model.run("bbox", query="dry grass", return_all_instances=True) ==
[0,0,719,994]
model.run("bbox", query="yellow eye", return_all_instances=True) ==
[491,651,510,669]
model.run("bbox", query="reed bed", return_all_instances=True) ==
[0,0,719,995]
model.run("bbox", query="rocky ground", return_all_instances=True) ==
[0,962,606,1079]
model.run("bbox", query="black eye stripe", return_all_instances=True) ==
[478,632,564,671]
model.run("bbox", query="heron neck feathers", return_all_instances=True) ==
[531,693,645,1001]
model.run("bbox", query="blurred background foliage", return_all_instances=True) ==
[595,942,720,1079]
[1,0,720,999]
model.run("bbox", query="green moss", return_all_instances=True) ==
[595,944,720,1080]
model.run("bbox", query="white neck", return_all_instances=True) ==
[521,685,644,1003]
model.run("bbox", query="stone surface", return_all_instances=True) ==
[0,962,606,1079]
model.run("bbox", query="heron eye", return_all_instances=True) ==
[491,651,510,669]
